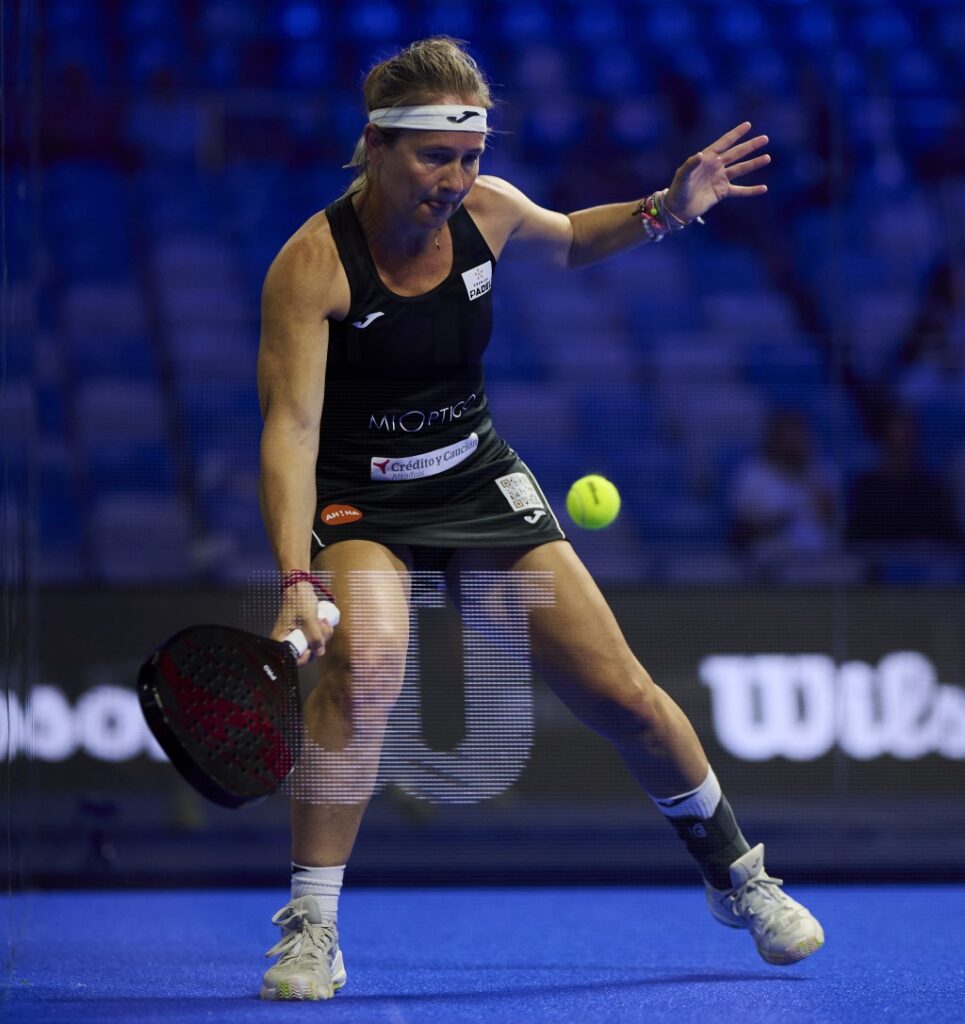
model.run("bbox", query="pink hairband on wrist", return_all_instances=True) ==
[281,570,336,604]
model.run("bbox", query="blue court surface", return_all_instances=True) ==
[4,885,963,1023]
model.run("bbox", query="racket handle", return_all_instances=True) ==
[284,600,341,658]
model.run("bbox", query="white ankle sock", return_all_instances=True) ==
[649,766,722,820]
[291,863,345,922]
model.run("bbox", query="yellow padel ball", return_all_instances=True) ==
[566,474,621,530]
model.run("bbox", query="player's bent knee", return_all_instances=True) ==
[315,631,408,707]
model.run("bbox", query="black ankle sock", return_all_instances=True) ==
[667,795,751,890]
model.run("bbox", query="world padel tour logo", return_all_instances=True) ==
[320,503,363,526]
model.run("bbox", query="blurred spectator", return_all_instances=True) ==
[729,410,841,576]
[893,261,965,409]
[847,408,961,545]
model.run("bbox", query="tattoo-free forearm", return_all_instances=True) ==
[566,200,655,268]
[259,417,320,572]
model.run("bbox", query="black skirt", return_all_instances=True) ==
[310,426,565,560]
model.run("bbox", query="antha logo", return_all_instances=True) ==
[320,503,363,525]
[700,651,965,762]
[447,111,480,124]
[352,311,384,329]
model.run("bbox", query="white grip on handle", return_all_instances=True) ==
[284,600,341,658]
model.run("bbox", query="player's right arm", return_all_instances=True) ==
[257,221,349,660]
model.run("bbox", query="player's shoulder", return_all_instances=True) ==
[465,176,533,255]
[262,207,349,319]
[266,209,338,287]
[468,174,531,213]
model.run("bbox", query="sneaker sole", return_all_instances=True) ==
[260,951,347,1000]
[758,935,824,966]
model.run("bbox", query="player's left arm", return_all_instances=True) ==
[481,122,769,270]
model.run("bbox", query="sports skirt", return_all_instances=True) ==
[310,427,565,561]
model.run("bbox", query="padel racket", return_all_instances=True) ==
[137,601,340,809]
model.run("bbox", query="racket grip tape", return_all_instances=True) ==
[284,600,341,657]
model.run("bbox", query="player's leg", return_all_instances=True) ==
[448,541,708,793]
[292,538,412,864]
[262,538,412,1000]
[447,540,823,964]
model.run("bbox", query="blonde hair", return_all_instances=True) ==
[343,37,493,197]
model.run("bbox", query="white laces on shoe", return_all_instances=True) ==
[728,874,804,938]
[265,905,337,964]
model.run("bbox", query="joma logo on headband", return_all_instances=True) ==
[447,111,480,124]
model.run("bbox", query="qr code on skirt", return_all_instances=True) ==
[495,472,545,512]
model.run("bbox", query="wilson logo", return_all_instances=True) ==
[320,504,363,526]
[700,651,965,762]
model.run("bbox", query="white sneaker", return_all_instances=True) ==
[706,843,825,965]
[260,895,347,1000]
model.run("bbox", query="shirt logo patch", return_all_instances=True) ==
[320,503,363,525]
[461,260,492,302]
[370,434,479,481]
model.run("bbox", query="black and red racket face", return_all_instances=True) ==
[137,625,301,808]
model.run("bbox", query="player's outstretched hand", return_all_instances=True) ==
[273,579,336,666]
[665,122,770,224]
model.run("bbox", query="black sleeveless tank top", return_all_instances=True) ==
[317,194,500,486]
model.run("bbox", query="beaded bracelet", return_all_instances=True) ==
[281,569,335,604]
[631,189,704,241]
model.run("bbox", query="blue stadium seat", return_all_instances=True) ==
[271,0,327,40]
[86,441,176,495]
[178,378,262,467]
[499,1,553,43]
[122,0,180,35]
[573,3,625,47]
[73,379,174,501]
[89,493,194,582]
[279,40,335,89]
[646,5,697,45]
[345,0,402,39]
[420,0,476,38]
[61,281,148,339]
[716,4,769,46]
[855,7,916,50]
[74,378,167,450]
[36,444,86,583]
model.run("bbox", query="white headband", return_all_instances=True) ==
[368,105,488,133]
